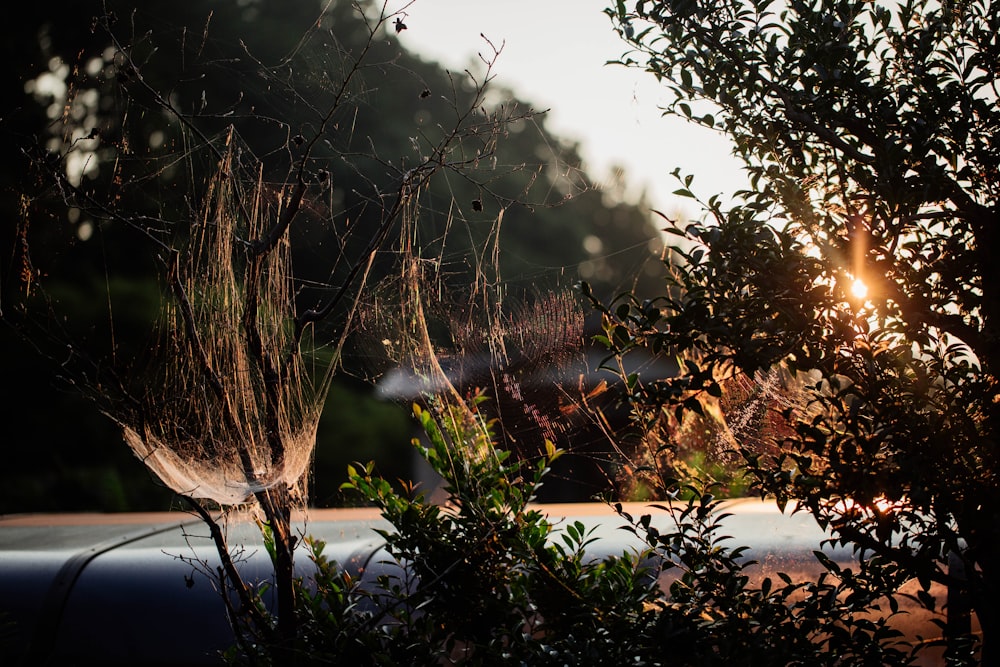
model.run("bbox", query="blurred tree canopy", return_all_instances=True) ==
[1,0,664,512]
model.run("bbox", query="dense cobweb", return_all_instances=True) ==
[116,132,328,505]
[357,193,589,471]
[18,0,652,507]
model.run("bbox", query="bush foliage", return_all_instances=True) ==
[231,399,914,666]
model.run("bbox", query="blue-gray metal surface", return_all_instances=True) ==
[0,501,955,666]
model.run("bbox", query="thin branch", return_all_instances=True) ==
[181,496,275,642]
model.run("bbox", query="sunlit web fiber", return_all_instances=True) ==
[116,131,329,505]
[361,199,586,467]
[708,369,792,456]
[631,362,816,496]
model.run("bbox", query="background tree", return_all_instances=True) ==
[1,0,665,513]
[598,0,999,662]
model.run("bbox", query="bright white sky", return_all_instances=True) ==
[395,0,748,219]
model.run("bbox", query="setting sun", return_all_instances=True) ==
[850,277,869,300]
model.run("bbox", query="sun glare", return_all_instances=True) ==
[830,496,903,516]
[850,277,869,300]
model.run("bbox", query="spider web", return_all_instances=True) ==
[16,0,638,506]
[114,131,329,505]
[351,189,636,501]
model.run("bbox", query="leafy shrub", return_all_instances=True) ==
[231,397,916,666]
